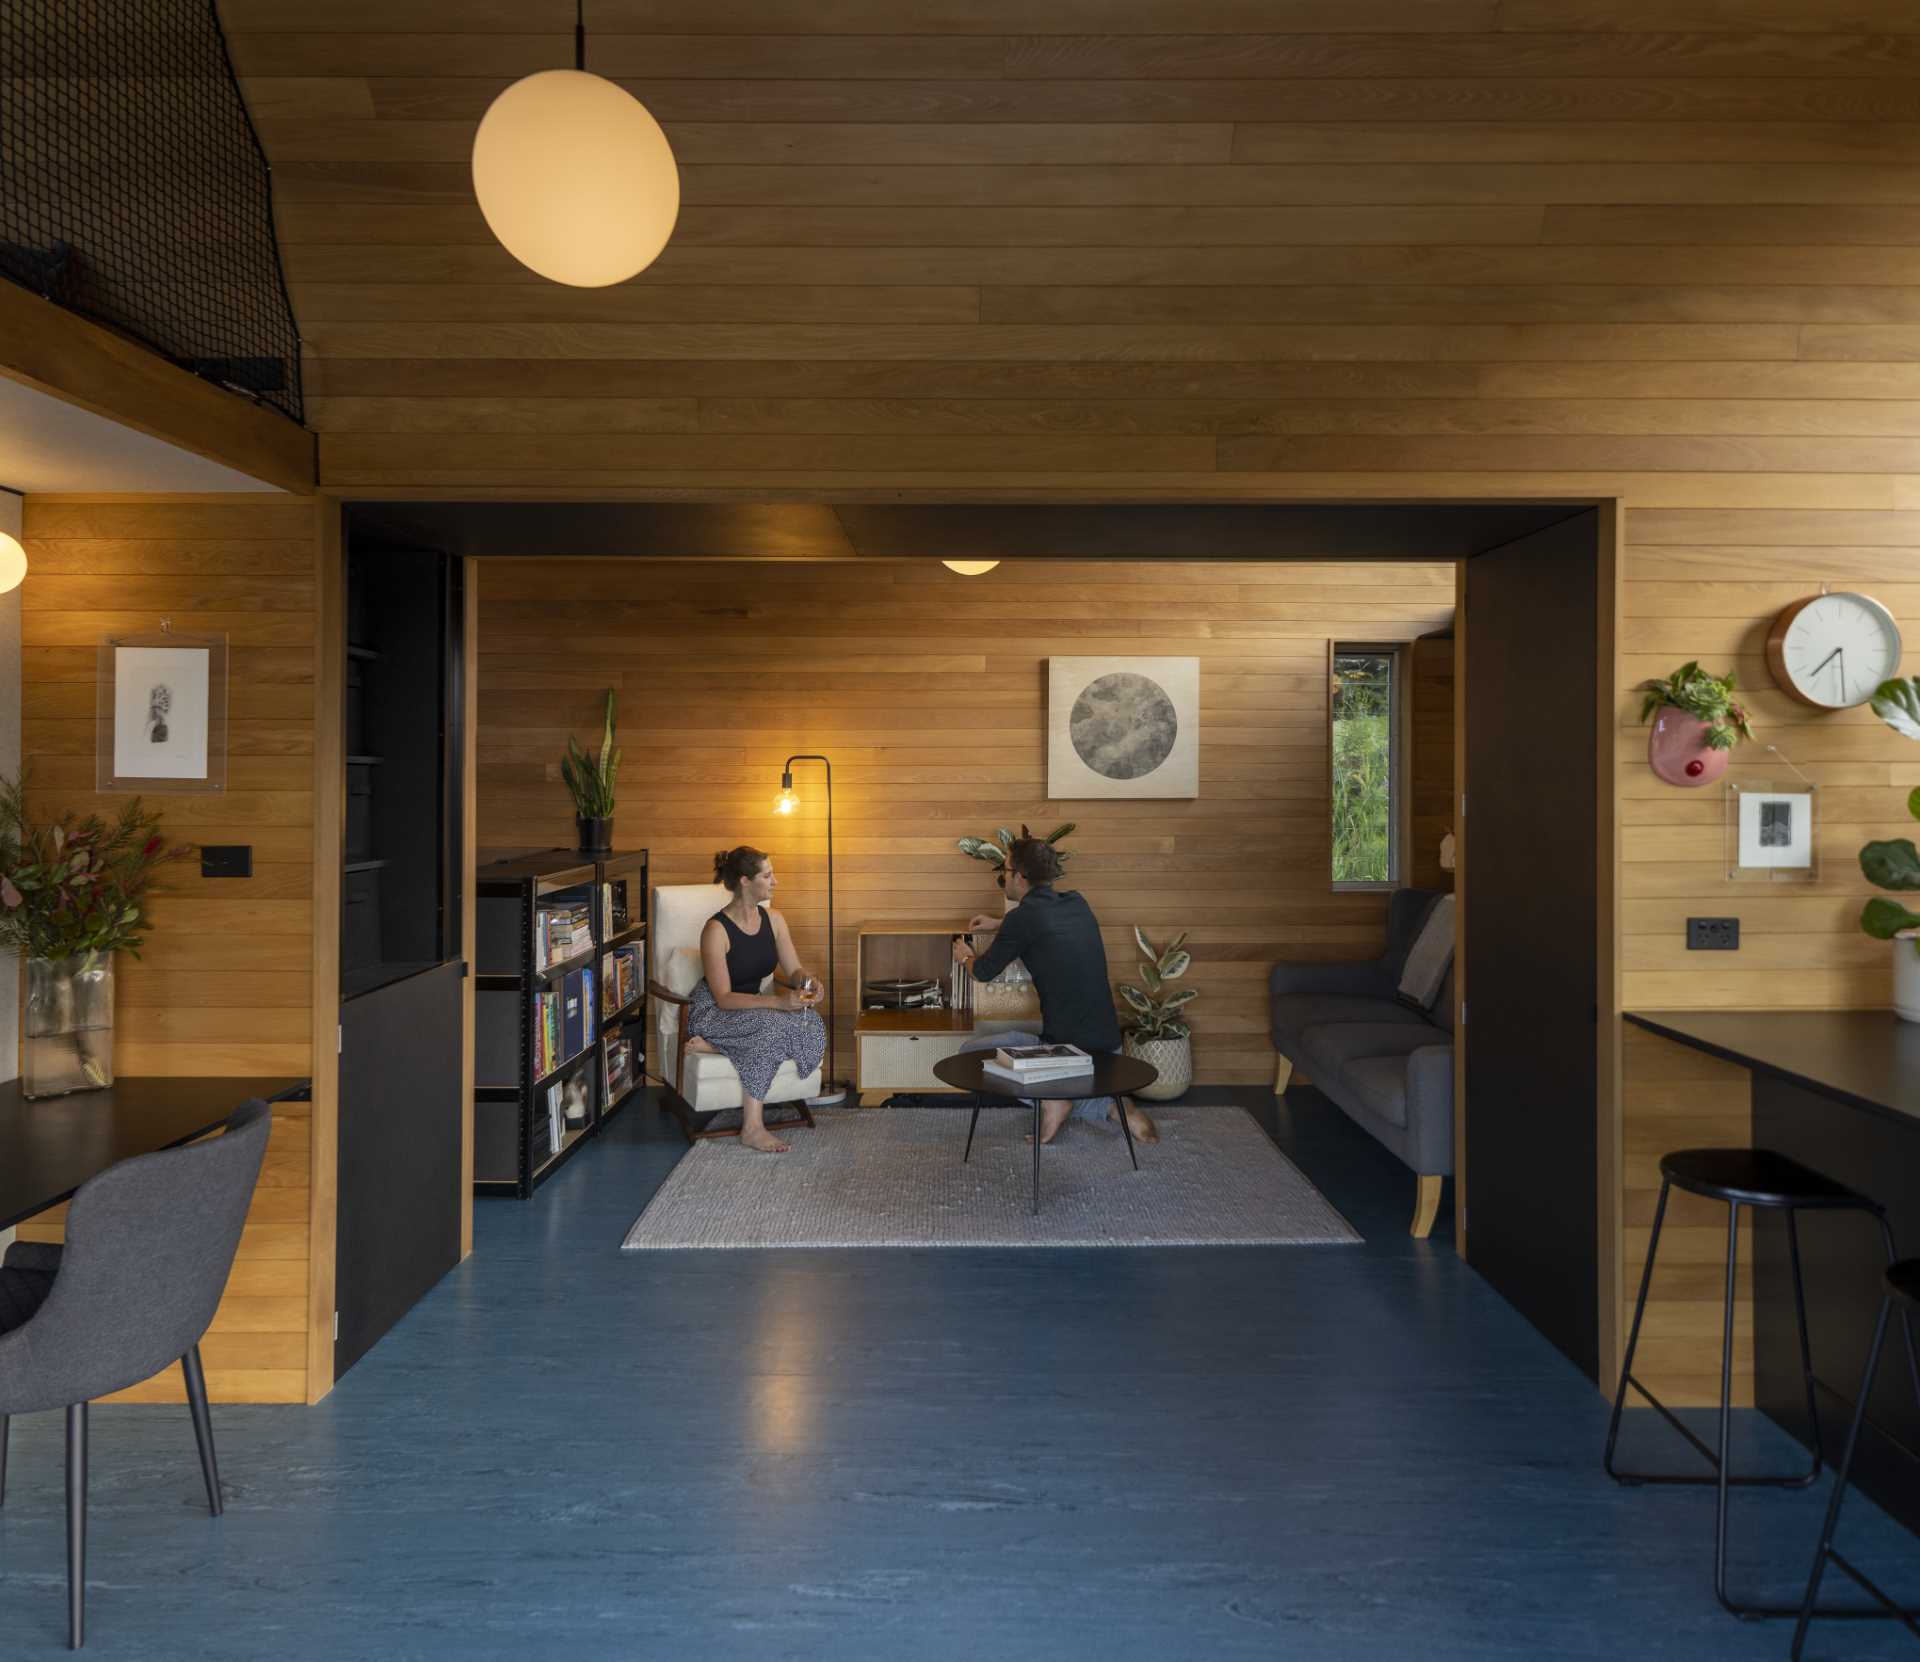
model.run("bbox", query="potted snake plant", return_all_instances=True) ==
[1119,927,1195,1102]
[560,688,619,853]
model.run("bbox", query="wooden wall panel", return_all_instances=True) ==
[1408,635,1456,895]
[216,1,1920,1397]
[15,494,322,1406]
[477,560,1454,1085]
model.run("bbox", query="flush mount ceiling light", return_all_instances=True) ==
[471,1,679,288]
[941,560,1000,576]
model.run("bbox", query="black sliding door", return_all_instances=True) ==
[1463,510,1601,1381]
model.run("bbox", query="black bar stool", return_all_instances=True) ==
[1604,1147,1898,1619]
[1792,1257,1920,1660]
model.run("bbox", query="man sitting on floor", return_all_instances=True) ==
[953,835,1159,1147]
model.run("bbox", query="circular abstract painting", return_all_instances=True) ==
[1070,672,1178,780]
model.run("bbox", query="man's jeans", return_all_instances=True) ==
[957,1029,1115,1122]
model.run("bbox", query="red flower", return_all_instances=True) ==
[143,836,161,856]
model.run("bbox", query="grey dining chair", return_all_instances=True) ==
[0,1097,271,1650]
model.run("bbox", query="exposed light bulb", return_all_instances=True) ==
[0,530,26,594]
[774,786,799,816]
[941,560,1000,576]
[472,69,679,287]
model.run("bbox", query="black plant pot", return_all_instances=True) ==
[576,815,613,853]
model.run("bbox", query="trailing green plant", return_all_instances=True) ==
[1858,677,1920,953]
[0,771,189,964]
[955,822,1074,887]
[560,688,619,818]
[1638,661,1755,751]
[1118,927,1196,1042]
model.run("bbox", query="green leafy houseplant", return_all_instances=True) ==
[956,822,1074,888]
[0,773,187,965]
[561,689,619,819]
[1638,661,1756,751]
[1858,678,1920,951]
[1118,927,1196,1042]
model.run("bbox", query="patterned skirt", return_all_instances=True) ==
[686,980,827,1102]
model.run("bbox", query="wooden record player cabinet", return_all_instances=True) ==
[854,922,1036,1106]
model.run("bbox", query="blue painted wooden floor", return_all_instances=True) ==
[3,1087,1917,1659]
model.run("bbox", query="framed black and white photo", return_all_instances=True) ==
[96,629,227,793]
[1727,781,1817,881]
[1047,656,1199,800]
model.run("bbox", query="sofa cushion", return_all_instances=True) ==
[1271,993,1427,1045]
[1343,1056,1415,1128]
[1299,1021,1446,1072]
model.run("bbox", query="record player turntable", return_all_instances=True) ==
[863,977,942,1009]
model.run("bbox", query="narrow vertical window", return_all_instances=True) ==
[1331,646,1403,889]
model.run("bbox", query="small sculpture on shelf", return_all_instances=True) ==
[0,769,191,1097]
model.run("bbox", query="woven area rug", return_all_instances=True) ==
[620,1106,1361,1250]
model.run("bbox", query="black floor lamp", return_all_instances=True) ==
[774,752,846,1106]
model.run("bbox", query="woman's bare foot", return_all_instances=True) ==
[739,1124,790,1153]
[685,1036,717,1053]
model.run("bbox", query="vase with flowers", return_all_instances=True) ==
[0,772,190,1097]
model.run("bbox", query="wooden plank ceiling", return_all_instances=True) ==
[217,0,1920,499]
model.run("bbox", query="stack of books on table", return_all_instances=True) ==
[982,1043,1094,1088]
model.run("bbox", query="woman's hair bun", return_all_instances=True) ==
[713,845,769,892]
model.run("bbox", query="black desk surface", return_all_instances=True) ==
[0,1076,307,1232]
[1624,1009,1920,1129]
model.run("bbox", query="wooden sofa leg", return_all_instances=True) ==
[1411,1175,1442,1240]
[1273,1054,1293,1095]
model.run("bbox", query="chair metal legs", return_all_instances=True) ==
[66,1401,86,1650]
[182,1344,222,1517]
[1790,1278,1920,1660]
[1603,1182,1839,1620]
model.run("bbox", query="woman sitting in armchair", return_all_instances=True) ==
[684,845,827,1153]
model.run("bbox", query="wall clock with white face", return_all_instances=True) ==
[1765,591,1904,709]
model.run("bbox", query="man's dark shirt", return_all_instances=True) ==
[970,884,1122,1053]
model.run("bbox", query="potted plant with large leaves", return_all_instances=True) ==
[1119,927,1196,1102]
[1857,677,1920,1021]
[0,773,190,1097]
[1639,661,1756,787]
[956,821,1074,911]
[561,688,619,853]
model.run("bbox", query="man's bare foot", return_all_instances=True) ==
[1022,1098,1073,1144]
[739,1125,790,1153]
[1110,1099,1160,1143]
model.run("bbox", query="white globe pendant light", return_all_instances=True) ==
[471,3,679,288]
[0,530,25,594]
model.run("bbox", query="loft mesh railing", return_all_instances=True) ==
[0,0,304,423]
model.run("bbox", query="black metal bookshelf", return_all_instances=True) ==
[473,848,649,1198]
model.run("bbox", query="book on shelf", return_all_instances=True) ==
[982,1058,1092,1087]
[535,900,593,969]
[546,1080,563,1152]
[600,943,641,1016]
[530,966,595,1080]
[993,1042,1091,1071]
[601,879,630,936]
[603,1030,633,1105]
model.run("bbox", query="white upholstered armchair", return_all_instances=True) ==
[648,884,822,1140]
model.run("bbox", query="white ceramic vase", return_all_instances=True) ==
[1894,933,1920,1024]
[1125,1033,1192,1102]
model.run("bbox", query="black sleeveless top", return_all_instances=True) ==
[712,906,778,994]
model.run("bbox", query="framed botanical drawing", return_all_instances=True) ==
[1047,656,1199,800]
[96,628,228,793]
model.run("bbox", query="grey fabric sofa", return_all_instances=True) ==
[1268,888,1453,1238]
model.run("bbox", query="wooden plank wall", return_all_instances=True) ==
[1408,636,1456,895]
[15,494,321,1405]
[475,559,1455,1084]
[1621,534,1920,1406]
[215,0,1920,1395]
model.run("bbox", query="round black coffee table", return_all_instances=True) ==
[931,1051,1159,1214]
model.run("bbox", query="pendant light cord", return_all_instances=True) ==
[575,0,585,71]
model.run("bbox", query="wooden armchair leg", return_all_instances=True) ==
[1273,1054,1293,1095]
[1411,1175,1443,1240]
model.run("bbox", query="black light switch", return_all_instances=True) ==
[201,844,253,878]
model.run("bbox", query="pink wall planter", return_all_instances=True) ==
[1647,705,1729,788]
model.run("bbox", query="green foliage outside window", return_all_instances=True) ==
[1332,653,1394,884]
